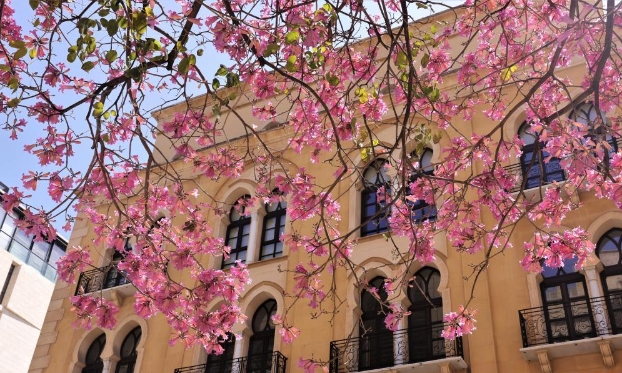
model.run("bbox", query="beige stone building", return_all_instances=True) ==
[27,12,622,373]
[0,183,67,373]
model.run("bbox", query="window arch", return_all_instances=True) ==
[115,326,141,373]
[596,228,622,333]
[223,196,252,268]
[408,149,437,222]
[82,333,106,373]
[248,299,277,373]
[570,102,618,153]
[359,277,393,370]
[260,192,286,260]
[540,257,593,343]
[407,267,444,363]
[361,160,390,237]
[518,122,565,190]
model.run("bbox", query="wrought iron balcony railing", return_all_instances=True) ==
[75,265,130,295]
[174,351,287,373]
[329,324,463,373]
[503,160,566,193]
[518,293,622,348]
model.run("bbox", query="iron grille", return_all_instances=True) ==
[74,265,130,295]
[174,351,287,373]
[329,324,463,373]
[518,293,622,347]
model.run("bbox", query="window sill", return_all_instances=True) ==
[86,283,135,307]
[354,357,467,373]
[519,334,622,372]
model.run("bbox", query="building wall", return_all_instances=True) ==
[29,23,622,373]
[0,249,56,373]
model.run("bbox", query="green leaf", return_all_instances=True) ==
[29,49,37,59]
[225,72,240,87]
[285,31,300,45]
[263,43,279,57]
[430,24,437,34]
[81,61,95,72]
[421,53,430,68]
[9,40,26,49]
[428,88,440,102]
[93,101,104,117]
[416,2,428,8]
[98,9,110,17]
[197,49,204,56]
[501,65,518,81]
[105,50,118,63]
[178,57,191,74]
[396,51,408,68]
[118,17,128,29]
[107,19,119,36]
[8,77,19,91]
[8,98,21,108]
[13,48,27,60]
[216,65,229,76]
[285,55,298,72]
[29,0,39,10]
[0,65,10,72]
[326,73,339,86]
[212,78,220,90]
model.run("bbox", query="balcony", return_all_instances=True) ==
[75,265,131,296]
[329,324,466,373]
[518,294,622,370]
[174,351,287,373]
[503,160,565,193]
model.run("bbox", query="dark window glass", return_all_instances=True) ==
[407,267,444,363]
[115,327,141,373]
[408,149,437,222]
[519,122,565,190]
[260,192,286,261]
[361,160,389,237]
[540,256,592,343]
[223,196,252,269]
[206,334,236,373]
[596,228,622,333]
[359,277,393,370]
[82,334,106,373]
[570,102,618,155]
[0,264,16,304]
[247,300,277,373]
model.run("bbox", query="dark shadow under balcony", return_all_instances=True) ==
[519,294,622,348]
[174,351,287,373]
[75,266,130,295]
[329,324,465,373]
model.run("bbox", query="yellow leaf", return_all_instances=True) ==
[501,65,518,81]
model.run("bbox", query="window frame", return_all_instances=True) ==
[360,159,390,237]
[259,194,286,261]
[222,196,252,269]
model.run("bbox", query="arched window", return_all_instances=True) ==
[82,333,106,373]
[222,196,252,269]
[596,228,622,333]
[408,267,444,363]
[408,149,437,222]
[260,193,286,260]
[361,160,389,237]
[115,326,141,373]
[206,333,236,373]
[248,300,277,373]
[570,102,618,154]
[104,238,132,289]
[540,257,593,343]
[359,277,393,370]
[518,122,565,190]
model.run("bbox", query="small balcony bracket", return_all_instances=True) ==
[536,350,551,373]
[439,362,454,373]
[597,340,615,367]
